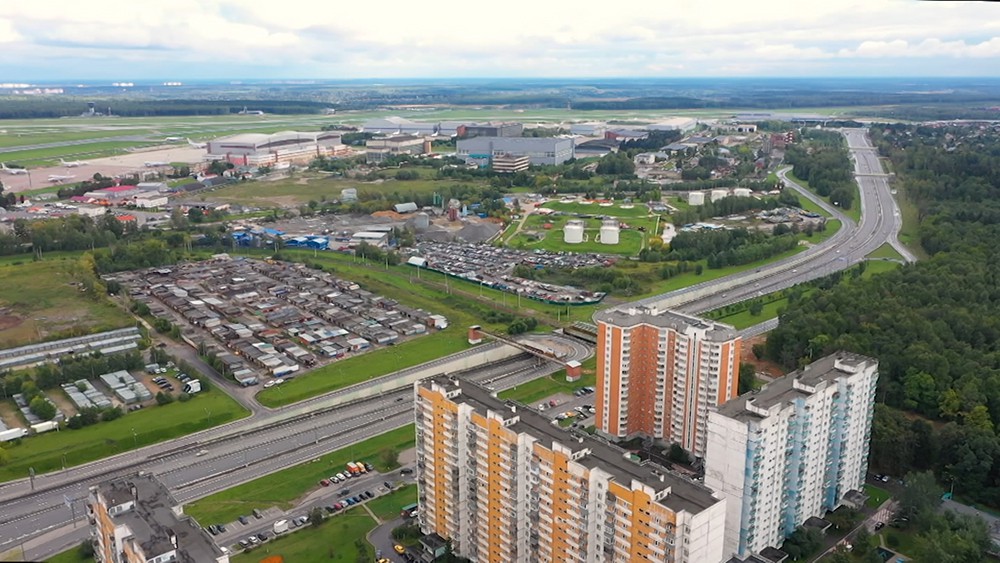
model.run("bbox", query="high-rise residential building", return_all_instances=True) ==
[704,352,878,560]
[415,376,728,563]
[88,473,229,563]
[593,306,741,457]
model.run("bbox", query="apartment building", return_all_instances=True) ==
[593,306,741,458]
[704,352,878,560]
[414,376,727,563]
[88,473,228,563]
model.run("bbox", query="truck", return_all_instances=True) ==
[272,519,289,534]
[182,379,202,394]
[346,462,361,475]
[0,427,27,442]
[31,421,59,434]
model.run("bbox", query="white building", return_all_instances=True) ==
[704,352,878,560]
[206,131,348,167]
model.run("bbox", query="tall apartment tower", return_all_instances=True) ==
[704,352,878,560]
[594,306,741,457]
[88,473,229,563]
[415,376,728,563]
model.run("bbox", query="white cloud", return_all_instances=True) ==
[0,0,998,78]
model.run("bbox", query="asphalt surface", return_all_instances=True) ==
[0,345,581,559]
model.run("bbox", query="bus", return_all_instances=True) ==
[400,503,418,518]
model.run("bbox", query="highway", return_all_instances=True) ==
[0,344,582,558]
[637,129,910,317]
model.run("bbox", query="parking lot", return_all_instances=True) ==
[535,385,598,429]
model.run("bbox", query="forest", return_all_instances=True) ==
[784,129,856,209]
[765,123,1000,508]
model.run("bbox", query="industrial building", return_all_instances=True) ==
[646,117,699,132]
[457,136,575,167]
[456,122,523,138]
[705,353,878,560]
[205,131,348,167]
[490,153,531,173]
[593,307,740,458]
[361,116,470,136]
[365,135,430,163]
[88,473,228,563]
[415,376,728,563]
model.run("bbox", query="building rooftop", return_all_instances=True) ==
[425,376,721,516]
[94,473,224,563]
[593,306,737,342]
[715,352,877,423]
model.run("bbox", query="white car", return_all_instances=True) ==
[263,381,276,389]
[273,379,285,385]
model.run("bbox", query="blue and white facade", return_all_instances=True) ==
[704,353,878,560]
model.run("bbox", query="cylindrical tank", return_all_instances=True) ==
[564,220,585,244]
[710,189,729,202]
[733,187,752,198]
[600,219,620,245]
[688,191,705,206]
[413,212,430,230]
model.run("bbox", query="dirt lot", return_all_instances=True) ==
[741,334,785,379]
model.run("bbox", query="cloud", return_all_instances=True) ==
[0,0,998,78]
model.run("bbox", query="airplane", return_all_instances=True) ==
[0,163,27,175]
[144,161,170,167]
[163,136,183,142]
[187,138,207,149]
[60,158,86,168]
[48,174,75,183]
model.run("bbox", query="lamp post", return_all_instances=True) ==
[131,428,137,448]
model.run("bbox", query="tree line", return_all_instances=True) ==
[765,123,1000,508]
[784,130,856,209]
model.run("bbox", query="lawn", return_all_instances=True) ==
[0,259,134,348]
[185,425,415,526]
[0,141,159,166]
[862,260,900,278]
[231,508,375,563]
[206,175,487,208]
[42,547,92,563]
[707,296,794,330]
[540,200,659,218]
[507,213,658,256]
[0,391,248,483]
[498,357,597,404]
[867,243,904,261]
[366,484,418,521]
[865,484,892,508]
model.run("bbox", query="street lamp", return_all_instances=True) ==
[131,428,138,448]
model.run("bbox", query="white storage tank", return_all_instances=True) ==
[600,219,620,245]
[564,220,585,244]
[688,191,705,206]
[710,189,729,202]
[733,187,752,198]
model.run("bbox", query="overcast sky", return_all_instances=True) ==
[0,0,999,80]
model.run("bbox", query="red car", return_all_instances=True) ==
[319,479,330,487]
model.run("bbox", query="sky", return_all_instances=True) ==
[0,0,999,80]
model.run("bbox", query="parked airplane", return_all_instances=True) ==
[163,136,183,142]
[187,138,207,149]
[0,163,27,175]
[48,174,75,183]
[144,161,170,167]
[60,158,86,167]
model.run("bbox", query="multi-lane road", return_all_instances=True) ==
[0,129,908,559]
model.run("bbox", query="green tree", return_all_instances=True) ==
[309,507,324,526]
[29,396,56,420]
[897,471,942,521]
[748,300,763,316]
[739,363,756,394]
[379,447,400,469]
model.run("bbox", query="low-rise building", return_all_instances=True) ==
[365,135,428,163]
[88,473,228,563]
[490,153,530,173]
[457,136,575,166]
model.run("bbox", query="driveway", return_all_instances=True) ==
[368,516,408,561]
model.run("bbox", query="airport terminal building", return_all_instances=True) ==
[206,131,350,167]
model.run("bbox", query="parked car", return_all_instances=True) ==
[252,508,263,519]
[238,515,249,525]
[319,479,330,487]
[338,488,350,497]
[238,539,249,549]
[400,467,414,475]
[256,532,268,541]
[384,481,393,489]
[364,462,374,471]
[248,536,259,545]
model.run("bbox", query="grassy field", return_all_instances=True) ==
[256,329,471,408]
[498,357,597,404]
[867,243,904,261]
[0,259,133,348]
[787,170,861,224]
[41,547,91,563]
[865,484,892,508]
[0,391,248,483]
[206,175,484,208]
[0,141,159,166]
[186,425,414,526]
[507,212,657,256]
[366,484,418,521]
[540,200,657,218]
[231,508,375,563]
[708,296,794,330]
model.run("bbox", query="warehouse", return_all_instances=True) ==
[206,131,349,166]
[457,136,575,167]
